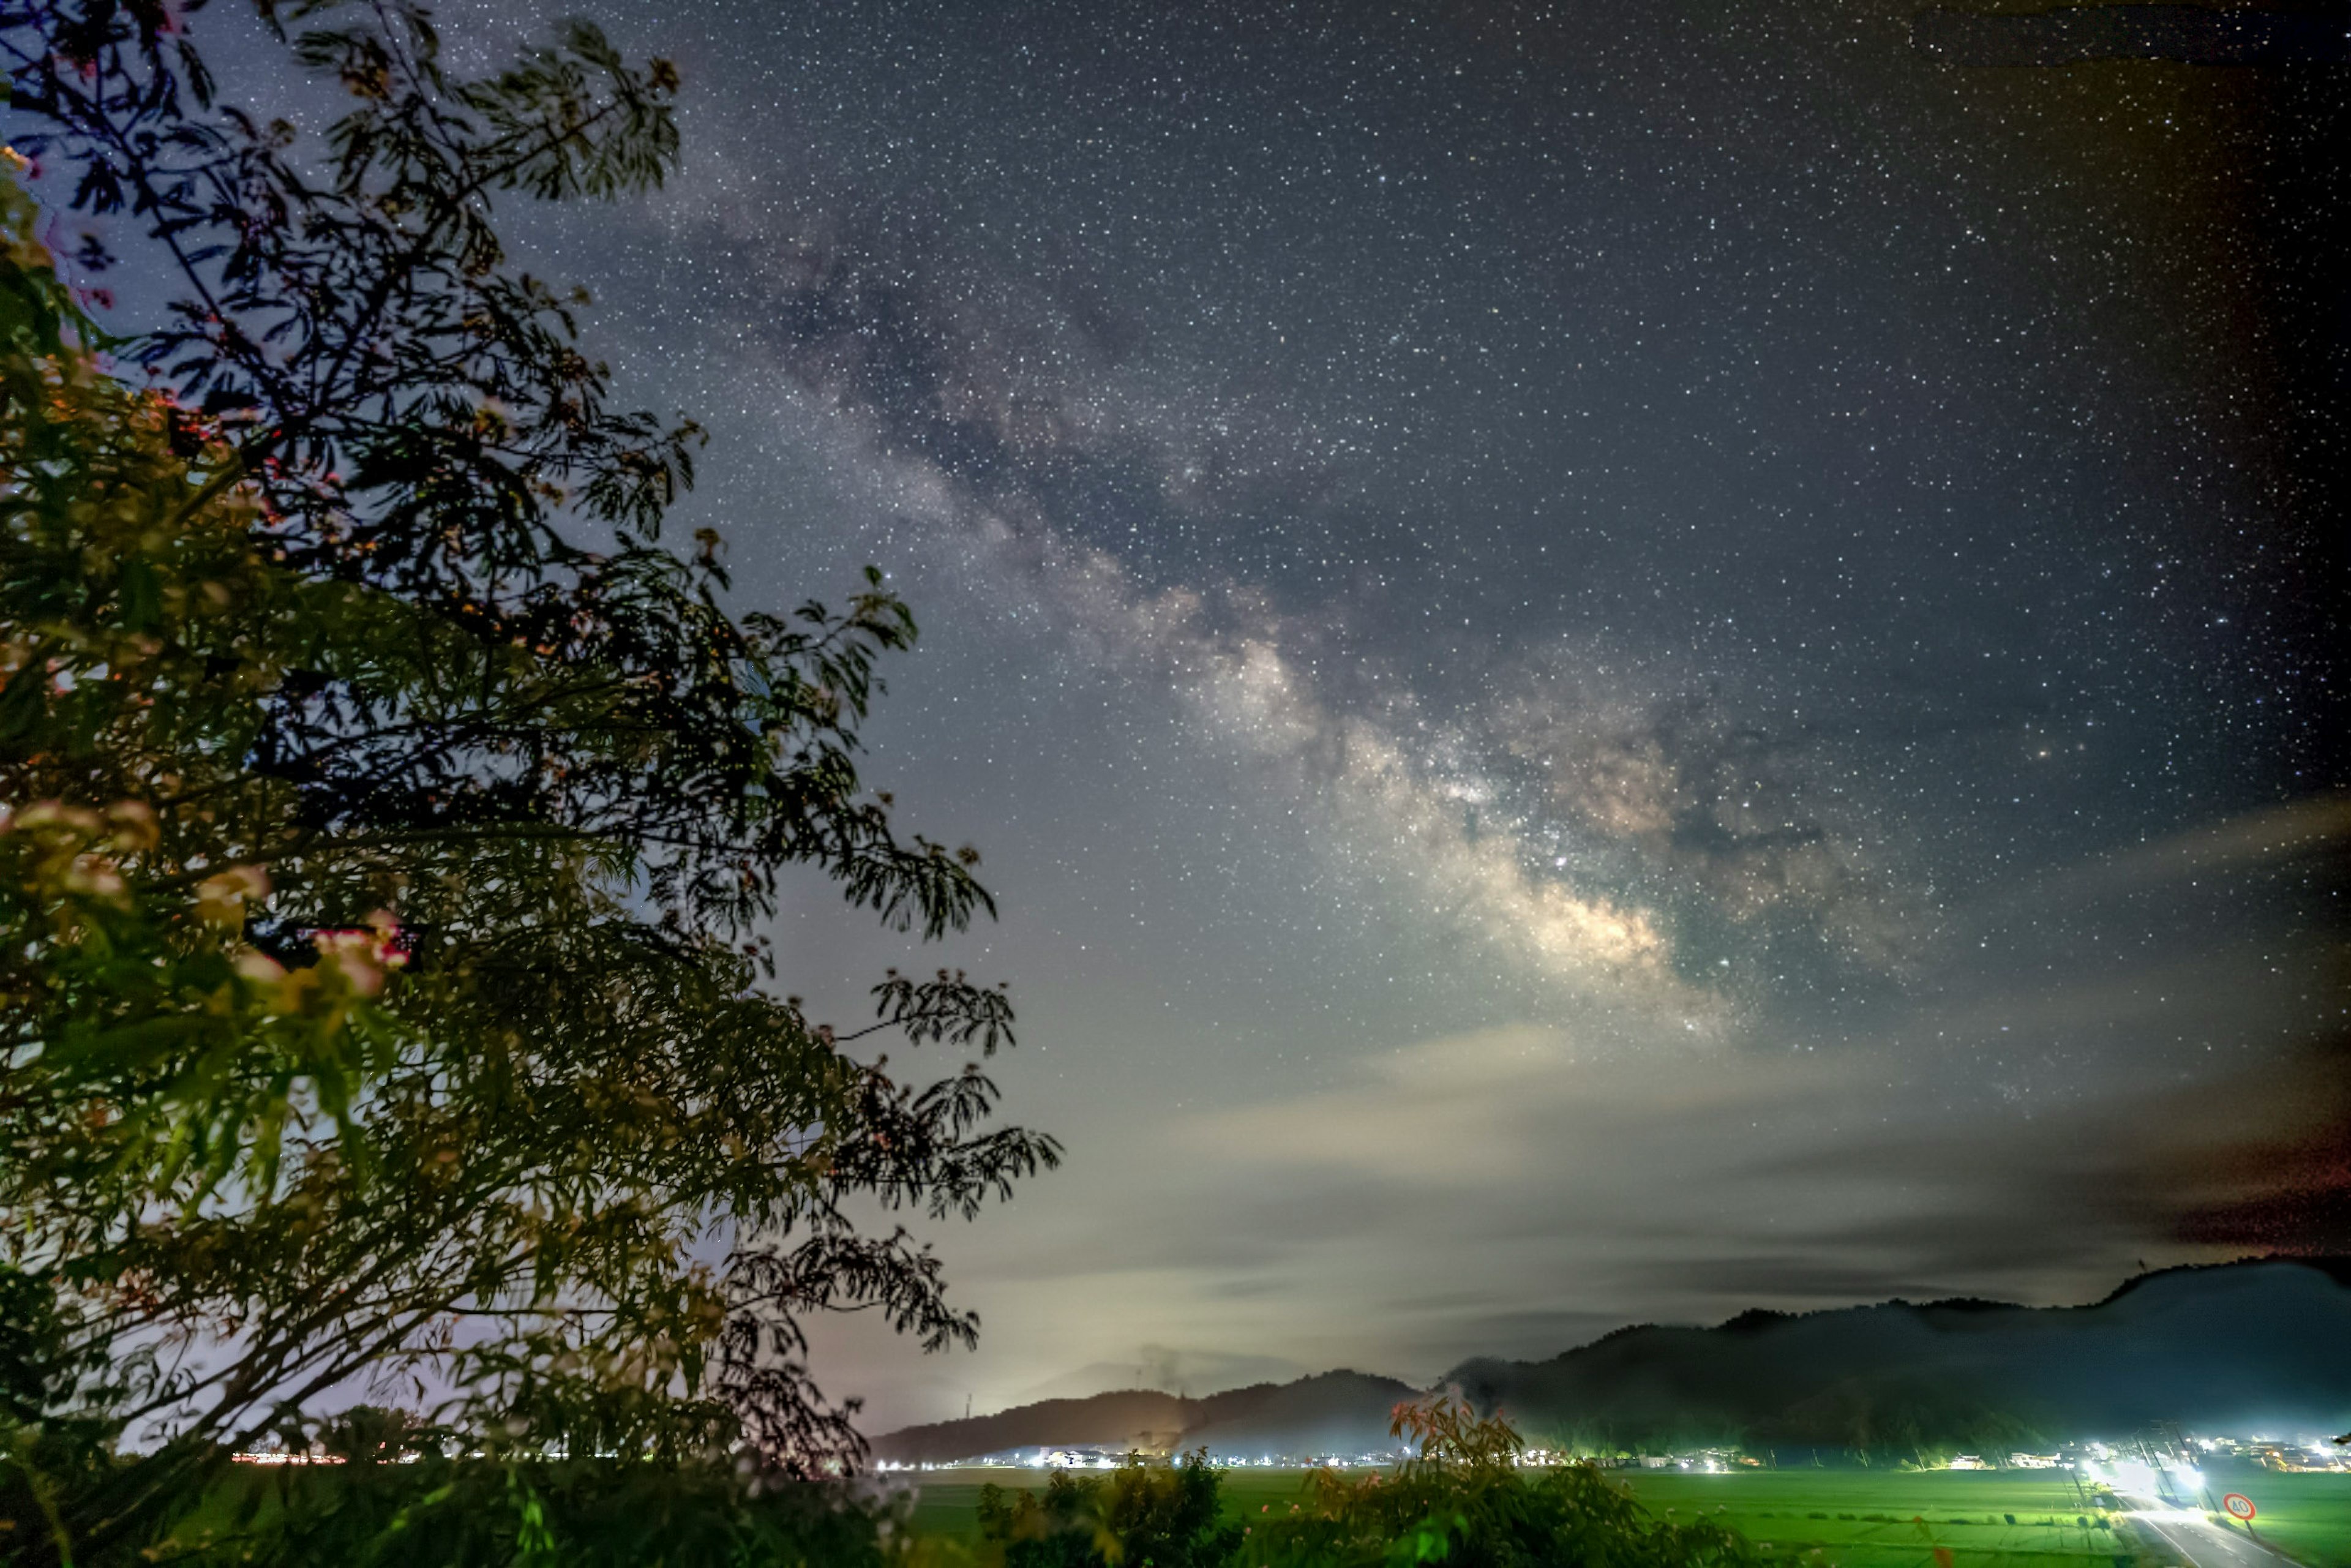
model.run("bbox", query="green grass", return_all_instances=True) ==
[1610,1471,2132,1568]
[899,1466,1327,1543]
[894,1465,2145,1568]
[2194,1466,2351,1568]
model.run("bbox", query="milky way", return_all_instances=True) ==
[376,0,2350,1422]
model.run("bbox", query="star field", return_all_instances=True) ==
[400,0,2351,1422]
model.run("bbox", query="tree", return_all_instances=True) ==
[0,0,1056,1558]
[1241,1398,1775,1568]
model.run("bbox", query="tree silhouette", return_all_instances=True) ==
[0,1,1056,1557]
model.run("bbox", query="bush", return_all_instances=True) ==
[978,1452,1241,1568]
[1242,1398,1775,1568]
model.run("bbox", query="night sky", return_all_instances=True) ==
[228,0,2350,1425]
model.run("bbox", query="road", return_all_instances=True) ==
[2127,1507,2299,1568]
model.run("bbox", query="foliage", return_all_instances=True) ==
[1755,1380,2058,1468]
[0,0,1057,1560]
[0,1261,119,1566]
[1239,1398,1779,1568]
[961,1408,1788,1568]
[978,1452,1243,1568]
[1498,1381,2063,1472]
[144,1448,903,1568]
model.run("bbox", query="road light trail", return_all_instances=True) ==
[2123,1502,2297,1568]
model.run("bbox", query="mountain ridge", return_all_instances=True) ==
[869,1256,2351,1463]
[869,1370,1418,1465]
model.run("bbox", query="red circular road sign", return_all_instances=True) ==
[2222,1494,2257,1521]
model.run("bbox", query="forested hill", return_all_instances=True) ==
[871,1258,2351,1463]
[868,1370,1419,1464]
[1449,1256,2351,1454]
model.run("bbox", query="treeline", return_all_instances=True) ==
[1519,1378,2063,1469]
[978,1401,1774,1568]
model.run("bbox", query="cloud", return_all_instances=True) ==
[1993,791,2351,915]
[1712,1033,2351,1292]
[1163,997,2351,1333]
[1016,1347,1310,1403]
[1627,1255,1978,1308]
[2154,1041,2351,1254]
[1176,1024,1820,1188]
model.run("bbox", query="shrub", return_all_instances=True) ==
[978,1452,1240,1568]
[1242,1398,1775,1568]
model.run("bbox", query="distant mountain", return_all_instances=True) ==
[870,1258,2351,1463]
[868,1370,1419,1465]
[871,1389,1199,1464]
[1450,1256,2351,1456]
[1179,1370,1428,1460]
[1011,1351,1308,1405]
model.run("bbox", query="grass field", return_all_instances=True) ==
[163,1460,2343,1566]
[1611,1471,2133,1568]
[896,1465,2143,1568]
[2193,1466,2351,1568]
[900,1466,1328,1543]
